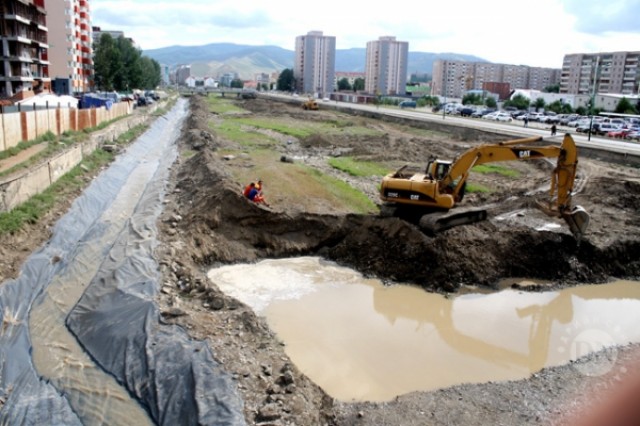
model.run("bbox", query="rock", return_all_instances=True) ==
[256,403,281,422]
[161,307,187,318]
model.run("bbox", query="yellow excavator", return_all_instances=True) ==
[302,98,319,110]
[379,134,590,238]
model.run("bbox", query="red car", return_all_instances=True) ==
[606,129,630,138]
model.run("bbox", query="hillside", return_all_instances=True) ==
[143,42,487,79]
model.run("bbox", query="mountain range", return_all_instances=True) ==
[143,43,487,80]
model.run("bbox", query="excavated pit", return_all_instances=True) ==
[153,95,640,424]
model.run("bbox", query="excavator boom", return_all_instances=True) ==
[379,134,589,238]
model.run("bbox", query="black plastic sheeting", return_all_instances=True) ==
[0,99,246,425]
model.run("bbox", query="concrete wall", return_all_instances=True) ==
[1,113,23,151]
[0,163,51,211]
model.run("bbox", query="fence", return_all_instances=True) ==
[0,101,152,213]
[0,102,133,152]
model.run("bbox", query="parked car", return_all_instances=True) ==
[576,122,596,133]
[607,129,631,139]
[136,96,148,107]
[626,131,640,141]
[399,100,417,109]
[595,123,621,136]
[526,112,543,122]
[561,114,580,125]
[491,112,513,122]
[460,107,475,117]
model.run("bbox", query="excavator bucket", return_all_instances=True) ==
[561,206,590,239]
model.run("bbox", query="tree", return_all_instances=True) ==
[615,97,636,114]
[139,56,161,90]
[230,78,244,89]
[337,78,351,91]
[462,93,483,105]
[543,84,560,93]
[277,69,295,92]
[546,100,564,114]
[93,33,161,92]
[353,78,365,91]
[418,95,439,107]
[93,33,122,91]
[533,97,546,111]
[503,94,530,110]
[576,106,588,116]
[485,97,497,108]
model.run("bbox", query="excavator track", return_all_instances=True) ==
[418,207,488,235]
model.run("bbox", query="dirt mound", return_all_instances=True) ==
[171,143,640,293]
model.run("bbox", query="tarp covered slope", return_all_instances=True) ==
[0,98,246,425]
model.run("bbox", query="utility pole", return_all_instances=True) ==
[588,56,600,142]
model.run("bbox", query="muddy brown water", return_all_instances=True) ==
[208,256,640,402]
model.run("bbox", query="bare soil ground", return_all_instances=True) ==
[2,95,640,424]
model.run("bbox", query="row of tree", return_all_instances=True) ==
[93,34,161,92]
[276,69,366,92]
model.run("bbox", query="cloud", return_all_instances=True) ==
[562,0,640,34]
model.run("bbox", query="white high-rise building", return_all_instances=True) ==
[365,36,408,96]
[294,31,335,97]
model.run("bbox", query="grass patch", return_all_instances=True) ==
[210,120,278,148]
[0,131,57,161]
[328,157,389,177]
[472,164,520,177]
[231,117,314,139]
[230,117,382,139]
[303,166,377,214]
[226,150,377,215]
[466,182,491,193]
[205,96,246,114]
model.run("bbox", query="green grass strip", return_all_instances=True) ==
[328,157,389,177]
[472,164,520,177]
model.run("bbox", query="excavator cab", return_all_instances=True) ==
[425,159,451,181]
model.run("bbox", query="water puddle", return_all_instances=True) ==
[208,256,640,402]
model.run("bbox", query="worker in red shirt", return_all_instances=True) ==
[243,182,255,198]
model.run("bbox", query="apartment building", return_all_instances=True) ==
[293,31,335,97]
[46,0,92,94]
[365,36,408,96]
[0,0,50,99]
[432,60,560,100]
[560,51,640,96]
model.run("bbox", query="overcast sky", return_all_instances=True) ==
[92,0,640,69]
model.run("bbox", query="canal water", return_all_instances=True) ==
[208,256,640,402]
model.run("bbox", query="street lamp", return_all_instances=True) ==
[442,80,446,120]
[588,56,600,142]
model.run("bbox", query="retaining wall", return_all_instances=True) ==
[0,103,154,213]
